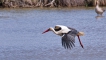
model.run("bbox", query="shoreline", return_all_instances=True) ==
[0,0,106,8]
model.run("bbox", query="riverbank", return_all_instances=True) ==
[0,0,106,8]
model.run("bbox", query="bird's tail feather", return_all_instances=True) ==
[103,10,105,12]
[77,32,84,36]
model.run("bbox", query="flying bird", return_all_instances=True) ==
[95,0,105,16]
[42,25,84,49]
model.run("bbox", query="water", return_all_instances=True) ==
[0,7,106,60]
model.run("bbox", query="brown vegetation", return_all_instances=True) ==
[0,0,106,8]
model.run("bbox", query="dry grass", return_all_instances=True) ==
[0,0,106,8]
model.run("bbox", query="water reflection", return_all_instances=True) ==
[95,15,105,20]
[95,15,104,19]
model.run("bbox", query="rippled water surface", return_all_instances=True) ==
[0,7,106,60]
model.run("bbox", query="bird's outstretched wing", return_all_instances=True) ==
[61,27,78,49]
[62,32,75,49]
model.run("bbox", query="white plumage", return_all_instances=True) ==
[54,25,71,35]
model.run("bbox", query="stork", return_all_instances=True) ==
[95,0,105,16]
[42,25,84,49]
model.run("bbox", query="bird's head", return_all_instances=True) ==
[42,25,61,34]
[54,26,61,31]
[95,0,99,5]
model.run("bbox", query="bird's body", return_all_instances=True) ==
[50,25,71,36]
[42,25,84,49]
[95,0,105,16]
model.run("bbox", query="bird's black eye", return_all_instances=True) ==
[54,27,61,31]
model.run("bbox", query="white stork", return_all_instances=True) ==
[42,25,84,49]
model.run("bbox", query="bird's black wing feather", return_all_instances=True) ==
[61,27,79,49]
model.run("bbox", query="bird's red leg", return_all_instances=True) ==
[77,35,84,48]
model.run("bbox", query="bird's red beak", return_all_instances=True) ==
[42,28,50,34]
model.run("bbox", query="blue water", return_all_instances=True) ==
[0,7,106,60]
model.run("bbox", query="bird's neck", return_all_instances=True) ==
[50,27,58,35]
[97,4,99,7]
[50,27,63,36]
[96,4,100,9]
[96,1,99,7]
